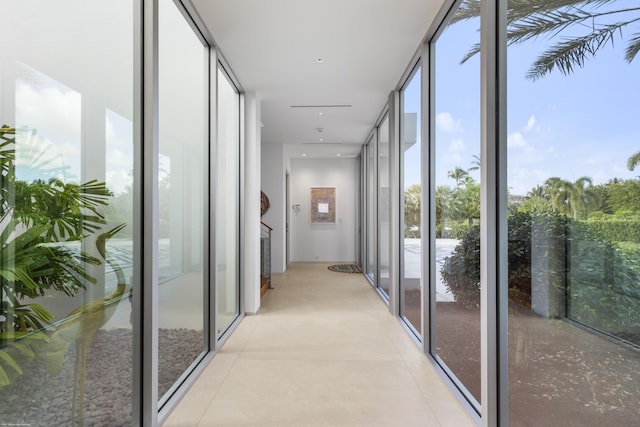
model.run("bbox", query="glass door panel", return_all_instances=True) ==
[216,67,241,337]
[433,9,481,404]
[365,136,376,283]
[1,1,136,424]
[506,1,640,424]
[158,0,207,400]
[400,66,422,335]
[378,116,391,297]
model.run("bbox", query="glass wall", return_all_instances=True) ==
[505,1,640,424]
[216,66,241,337]
[365,135,376,283]
[377,116,390,297]
[158,0,207,401]
[400,65,422,335]
[432,7,481,405]
[0,1,136,424]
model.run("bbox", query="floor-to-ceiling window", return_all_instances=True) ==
[505,1,640,424]
[400,64,422,335]
[378,115,391,297]
[158,0,208,402]
[431,3,481,407]
[365,134,377,283]
[0,1,137,424]
[216,66,241,337]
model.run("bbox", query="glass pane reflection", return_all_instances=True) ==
[401,66,422,335]
[1,1,135,424]
[506,1,640,424]
[158,0,207,399]
[434,10,481,404]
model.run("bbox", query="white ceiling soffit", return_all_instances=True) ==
[192,0,445,155]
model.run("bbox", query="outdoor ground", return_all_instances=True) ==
[405,293,640,426]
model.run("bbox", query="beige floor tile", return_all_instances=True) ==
[404,360,476,426]
[198,359,440,427]
[163,353,239,426]
[164,263,473,427]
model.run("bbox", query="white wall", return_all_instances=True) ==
[261,144,287,273]
[290,158,358,263]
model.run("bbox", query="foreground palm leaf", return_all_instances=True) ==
[452,0,640,80]
[0,125,118,389]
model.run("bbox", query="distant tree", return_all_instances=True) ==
[518,185,554,215]
[567,176,598,219]
[628,150,640,171]
[467,154,481,172]
[404,184,422,238]
[543,176,598,219]
[461,179,481,225]
[544,177,571,213]
[599,179,640,213]
[447,166,469,187]
[436,185,456,237]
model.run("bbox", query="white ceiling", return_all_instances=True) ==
[191,0,445,157]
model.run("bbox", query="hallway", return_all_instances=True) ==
[164,263,475,426]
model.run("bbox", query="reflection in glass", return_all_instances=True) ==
[400,66,422,335]
[506,1,640,424]
[0,1,135,424]
[365,136,376,283]
[434,10,481,404]
[158,0,207,400]
[216,68,241,337]
[378,116,390,296]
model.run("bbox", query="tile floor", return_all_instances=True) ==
[163,263,475,426]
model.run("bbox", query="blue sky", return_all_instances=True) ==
[403,3,640,197]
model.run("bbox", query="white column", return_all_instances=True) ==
[243,91,261,314]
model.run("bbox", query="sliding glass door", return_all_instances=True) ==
[400,65,422,335]
[157,0,208,402]
[431,5,481,407]
[216,66,241,337]
[1,1,137,424]
[506,1,640,424]
[377,116,391,297]
[365,134,377,283]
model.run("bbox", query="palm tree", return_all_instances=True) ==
[567,176,599,219]
[447,166,469,187]
[627,150,640,171]
[527,184,546,198]
[451,0,640,80]
[0,125,114,387]
[436,185,456,237]
[543,177,571,213]
[404,184,422,237]
[543,176,598,219]
[468,154,481,172]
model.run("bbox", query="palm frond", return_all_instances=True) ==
[507,8,592,45]
[627,151,640,171]
[626,31,640,62]
[460,42,481,64]
[506,0,617,24]
[526,23,620,80]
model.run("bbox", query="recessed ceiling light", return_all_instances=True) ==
[317,58,324,63]
[319,112,324,116]
[337,153,342,157]
[319,138,324,142]
[302,154,307,157]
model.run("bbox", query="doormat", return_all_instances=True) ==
[328,263,362,273]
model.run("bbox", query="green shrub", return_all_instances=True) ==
[441,212,640,345]
[580,219,640,244]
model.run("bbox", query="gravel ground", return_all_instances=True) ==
[0,328,203,426]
